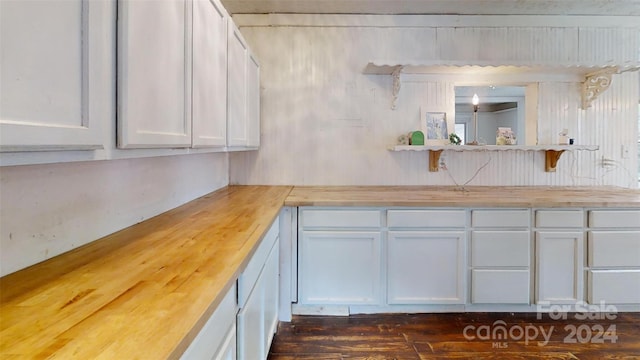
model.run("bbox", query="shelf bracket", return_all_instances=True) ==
[581,67,618,109]
[545,150,565,172]
[391,66,404,110]
[428,150,443,172]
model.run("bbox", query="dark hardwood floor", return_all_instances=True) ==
[267,312,640,359]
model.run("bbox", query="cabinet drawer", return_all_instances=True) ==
[301,209,381,229]
[472,210,529,228]
[588,231,640,267]
[387,210,466,228]
[535,210,583,228]
[472,269,530,304]
[181,283,237,360]
[299,231,381,305]
[238,219,279,308]
[589,210,640,228]
[472,231,530,267]
[589,270,640,304]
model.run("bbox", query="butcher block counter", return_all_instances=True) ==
[285,186,640,208]
[0,185,292,359]
[2,185,640,359]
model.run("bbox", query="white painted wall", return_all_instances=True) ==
[0,153,229,276]
[229,15,639,187]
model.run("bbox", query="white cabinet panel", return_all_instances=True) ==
[387,210,466,228]
[238,220,279,307]
[589,270,640,304]
[192,0,228,148]
[299,231,381,305]
[472,210,530,228]
[237,277,263,360]
[181,284,237,360]
[214,325,237,360]
[536,231,584,304]
[227,21,248,147]
[237,237,279,360]
[388,231,465,304]
[246,53,260,147]
[535,210,584,228]
[301,209,381,229]
[0,0,104,151]
[117,0,191,148]
[589,210,640,228]
[471,231,530,267]
[588,231,640,267]
[262,237,279,353]
[472,269,530,304]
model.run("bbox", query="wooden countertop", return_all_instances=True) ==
[285,186,640,208]
[0,185,292,359]
[2,184,639,359]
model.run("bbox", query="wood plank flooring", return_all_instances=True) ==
[267,313,640,359]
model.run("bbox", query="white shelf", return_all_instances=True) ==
[364,62,616,77]
[388,144,599,172]
[364,61,630,110]
[389,145,599,152]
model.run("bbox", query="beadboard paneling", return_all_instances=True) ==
[436,27,578,64]
[229,20,639,187]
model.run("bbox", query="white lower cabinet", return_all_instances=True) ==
[472,269,530,304]
[588,270,640,304]
[470,222,531,305]
[293,207,640,312]
[587,226,640,304]
[387,231,465,304]
[215,325,237,360]
[587,210,640,305]
[299,231,381,305]
[181,284,237,360]
[237,236,279,360]
[535,231,584,304]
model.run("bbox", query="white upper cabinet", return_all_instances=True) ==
[227,22,260,150]
[117,0,192,148]
[0,0,106,152]
[227,21,249,147]
[192,0,228,148]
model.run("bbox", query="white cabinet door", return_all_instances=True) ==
[472,269,530,304]
[387,231,466,304]
[117,0,191,148]
[299,231,381,305]
[226,21,248,147]
[181,284,237,360]
[192,0,228,148]
[246,53,260,147]
[214,325,237,360]
[0,0,105,151]
[237,236,279,360]
[470,230,531,304]
[588,231,640,267]
[262,237,279,352]
[471,231,530,267]
[536,231,584,304]
[237,277,263,360]
[589,270,640,304]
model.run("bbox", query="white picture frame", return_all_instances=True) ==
[421,110,449,145]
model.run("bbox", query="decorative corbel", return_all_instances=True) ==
[391,65,404,110]
[581,67,618,109]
